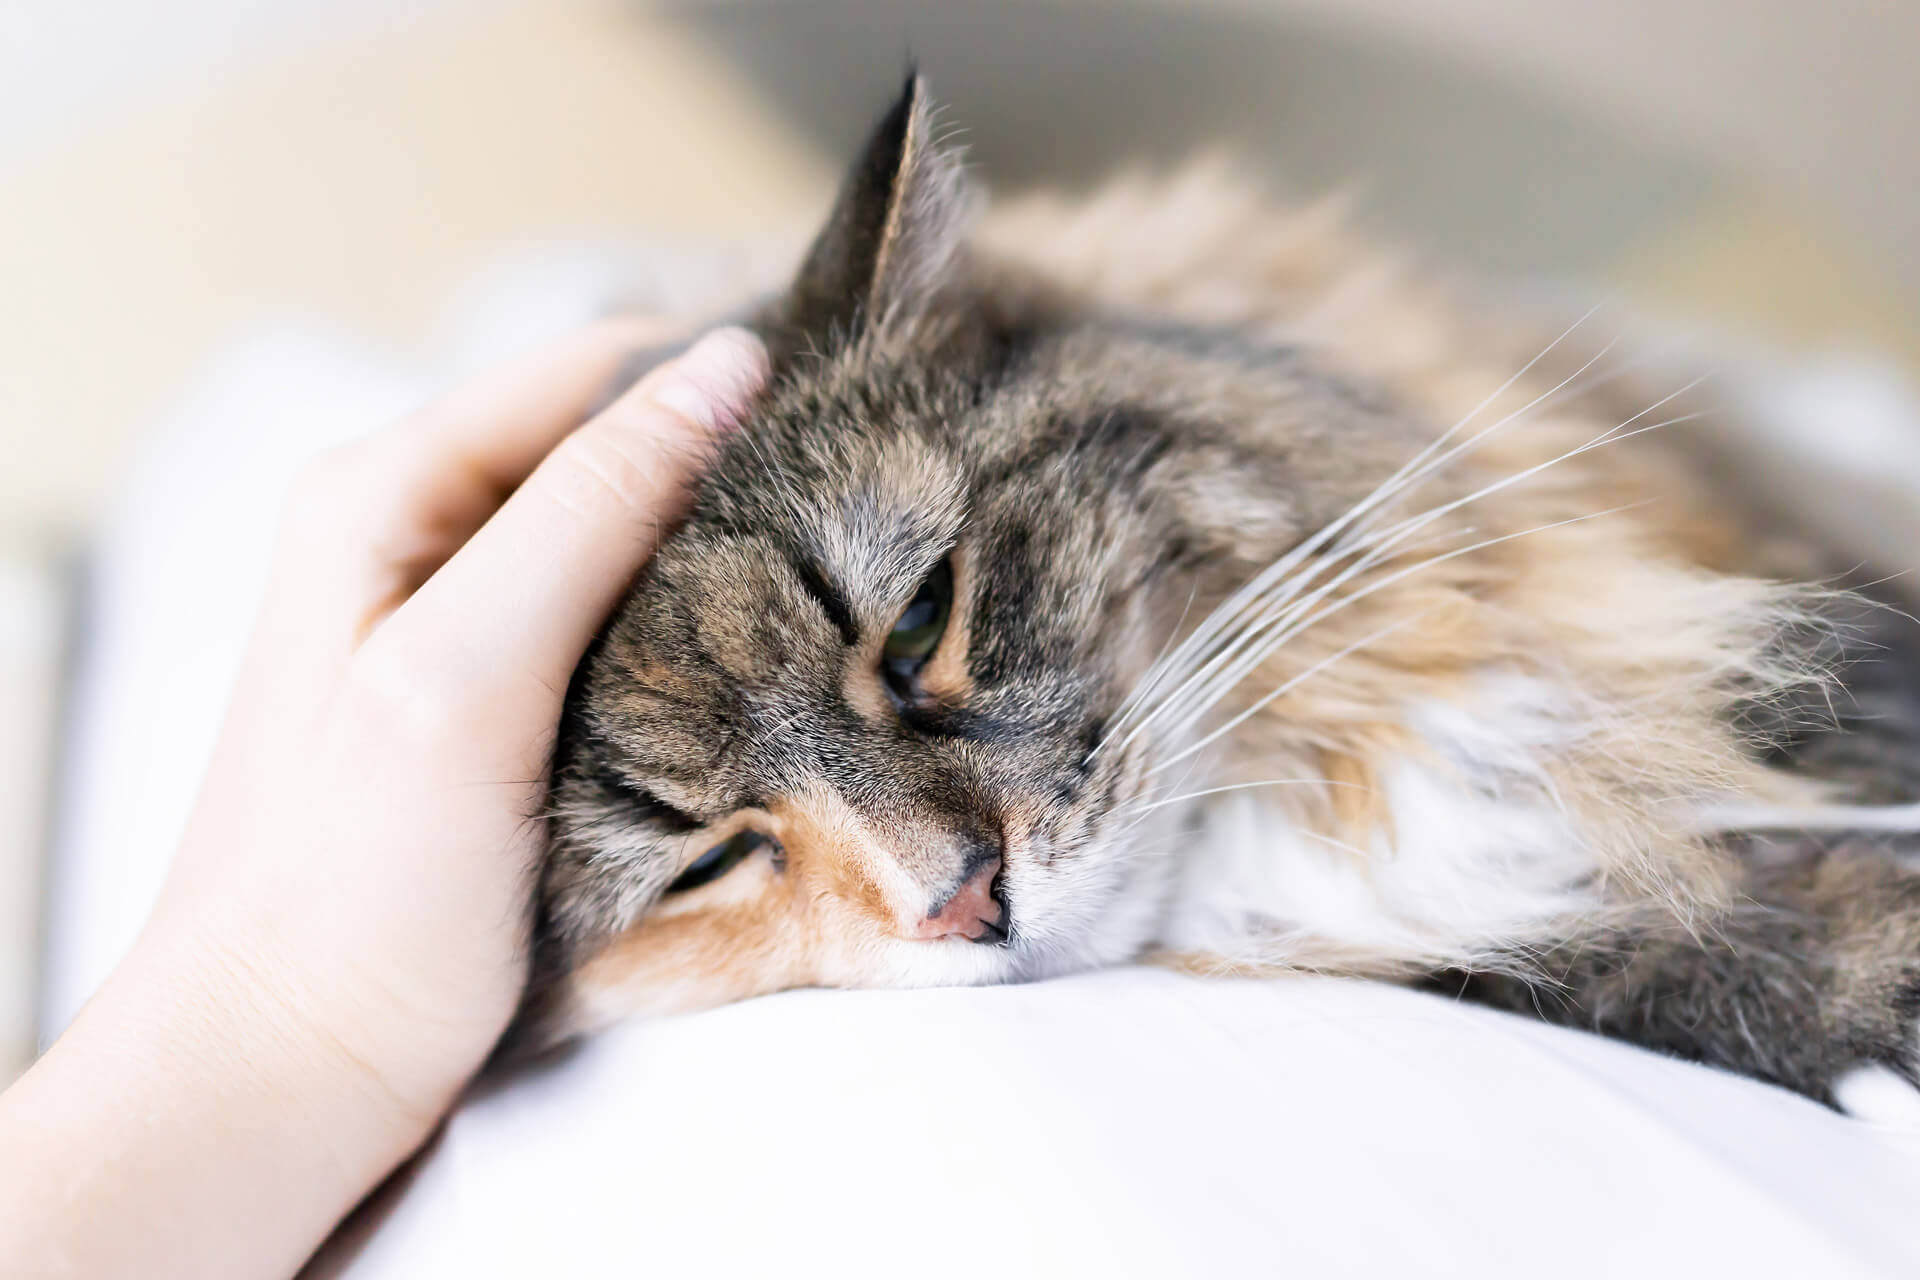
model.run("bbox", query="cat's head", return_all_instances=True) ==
[511,76,1386,1049]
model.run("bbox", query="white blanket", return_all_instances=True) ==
[46,282,1920,1279]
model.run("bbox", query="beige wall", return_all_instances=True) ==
[1,0,1915,548]
[0,0,833,544]
[1224,0,1920,290]
[0,0,1915,708]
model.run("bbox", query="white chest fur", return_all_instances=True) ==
[1160,675,1610,971]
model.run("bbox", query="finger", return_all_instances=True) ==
[271,319,683,648]
[397,316,687,494]
[364,326,770,707]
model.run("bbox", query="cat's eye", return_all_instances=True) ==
[883,556,954,684]
[666,830,777,894]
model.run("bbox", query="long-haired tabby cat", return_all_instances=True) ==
[503,75,1920,1108]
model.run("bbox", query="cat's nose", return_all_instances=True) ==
[913,855,1008,944]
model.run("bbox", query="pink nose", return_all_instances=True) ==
[912,857,1007,943]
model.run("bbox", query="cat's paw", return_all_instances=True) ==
[1833,984,1920,1124]
[1834,1061,1920,1126]
[1792,858,1920,1119]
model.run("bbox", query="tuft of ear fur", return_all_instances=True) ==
[772,72,975,358]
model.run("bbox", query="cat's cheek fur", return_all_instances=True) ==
[561,892,807,1031]
[563,913,1025,1034]
[1024,818,1186,970]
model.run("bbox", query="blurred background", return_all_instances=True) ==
[3,0,1917,1078]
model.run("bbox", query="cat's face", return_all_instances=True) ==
[543,352,1183,1027]
[514,76,1357,1048]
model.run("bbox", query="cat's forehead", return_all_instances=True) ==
[726,430,969,596]
[683,358,993,593]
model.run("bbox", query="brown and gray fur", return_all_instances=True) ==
[503,76,1920,1108]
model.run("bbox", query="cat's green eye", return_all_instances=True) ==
[667,830,774,894]
[883,557,954,677]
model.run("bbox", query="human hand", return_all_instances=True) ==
[0,322,769,1278]
[159,320,767,1119]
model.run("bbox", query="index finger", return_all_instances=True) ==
[269,319,688,653]
[398,317,686,494]
[360,328,769,721]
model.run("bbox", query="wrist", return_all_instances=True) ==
[143,798,529,1144]
[0,924,436,1277]
[119,909,463,1161]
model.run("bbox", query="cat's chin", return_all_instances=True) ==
[824,936,1030,992]
[817,858,1175,994]
[981,844,1180,982]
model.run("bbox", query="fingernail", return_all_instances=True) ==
[645,327,770,432]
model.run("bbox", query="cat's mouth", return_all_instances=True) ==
[977,867,1012,945]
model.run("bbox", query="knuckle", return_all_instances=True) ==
[281,441,383,539]
[288,441,372,507]
[543,430,663,522]
[342,643,468,747]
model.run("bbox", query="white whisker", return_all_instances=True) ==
[1105,584,1201,748]
[1172,391,1714,739]
[1136,525,1474,751]
[1353,405,1711,564]
[1147,610,1437,777]
[1142,503,1645,758]
[1098,309,1616,759]
[1121,778,1361,816]
[1338,334,1625,545]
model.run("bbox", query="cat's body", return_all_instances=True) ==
[507,78,1920,1108]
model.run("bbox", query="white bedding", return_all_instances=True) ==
[45,274,1920,1279]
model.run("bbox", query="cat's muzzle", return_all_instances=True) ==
[914,854,1011,945]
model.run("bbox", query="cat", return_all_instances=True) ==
[500,74,1920,1109]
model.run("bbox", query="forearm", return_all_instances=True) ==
[0,925,437,1279]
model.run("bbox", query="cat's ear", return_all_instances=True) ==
[774,72,974,352]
